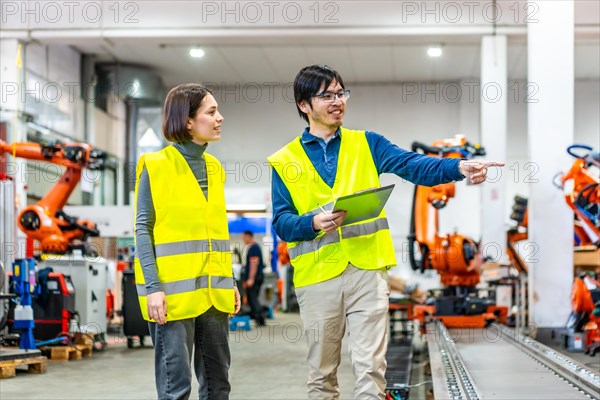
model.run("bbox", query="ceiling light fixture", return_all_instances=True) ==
[427,46,442,58]
[190,48,205,58]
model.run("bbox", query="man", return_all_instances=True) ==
[267,65,503,399]
[242,230,266,326]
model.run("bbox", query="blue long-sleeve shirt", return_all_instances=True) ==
[271,127,465,242]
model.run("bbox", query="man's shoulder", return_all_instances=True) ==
[340,127,366,136]
[339,129,391,152]
[340,127,380,134]
[364,130,385,139]
[341,128,386,142]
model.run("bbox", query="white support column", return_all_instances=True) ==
[455,79,481,239]
[0,39,27,260]
[480,35,508,264]
[527,1,574,328]
[458,79,480,138]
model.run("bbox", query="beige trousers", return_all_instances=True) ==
[295,264,390,400]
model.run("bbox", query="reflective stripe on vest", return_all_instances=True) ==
[155,239,231,258]
[288,217,390,258]
[267,128,397,288]
[136,275,233,296]
[133,146,234,321]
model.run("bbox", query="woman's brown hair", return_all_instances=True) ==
[162,83,212,142]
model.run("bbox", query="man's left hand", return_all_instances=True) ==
[246,278,254,288]
[459,160,505,185]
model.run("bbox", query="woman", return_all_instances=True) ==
[134,83,241,400]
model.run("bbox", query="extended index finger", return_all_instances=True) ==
[483,161,505,167]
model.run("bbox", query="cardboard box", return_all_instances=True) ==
[481,267,511,282]
[74,332,94,346]
[480,262,511,282]
[574,246,600,268]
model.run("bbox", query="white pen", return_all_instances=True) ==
[317,203,337,228]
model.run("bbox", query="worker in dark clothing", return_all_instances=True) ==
[242,231,266,326]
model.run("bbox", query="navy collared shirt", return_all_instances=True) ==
[271,127,465,242]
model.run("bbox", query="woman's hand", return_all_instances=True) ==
[232,285,241,315]
[147,291,167,325]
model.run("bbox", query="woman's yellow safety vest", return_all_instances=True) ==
[134,145,234,321]
[267,128,397,288]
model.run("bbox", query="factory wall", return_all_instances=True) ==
[2,41,598,278]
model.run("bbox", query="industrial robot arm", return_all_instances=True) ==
[506,196,529,274]
[408,136,509,328]
[555,144,600,247]
[408,136,485,288]
[0,139,105,254]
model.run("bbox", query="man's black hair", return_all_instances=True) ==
[294,65,345,123]
[242,230,254,237]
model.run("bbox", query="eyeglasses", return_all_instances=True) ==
[313,89,351,103]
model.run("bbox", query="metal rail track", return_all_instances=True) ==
[427,321,600,399]
[427,321,483,400]
[492,323,599,399]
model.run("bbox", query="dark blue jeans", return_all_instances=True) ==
[149,307,231,400]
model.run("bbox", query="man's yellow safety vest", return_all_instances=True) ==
[134,145,234,321]
[267,128,397,288]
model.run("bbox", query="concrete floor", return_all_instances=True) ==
[0,313,356,400]
[2,313,597,400]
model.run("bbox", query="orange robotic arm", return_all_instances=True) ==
[408,136,484,287]
[556,145,599,247]
[506,196,529,274]
[0,139,105,254]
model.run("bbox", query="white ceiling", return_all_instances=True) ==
[71,39,599,87]
[3,0,598,86]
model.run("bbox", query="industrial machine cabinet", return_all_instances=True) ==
[38,254,108,348]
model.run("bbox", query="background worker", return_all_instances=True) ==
[135,83,241,400]
[242,230,266,326]
[268,64,503,399]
